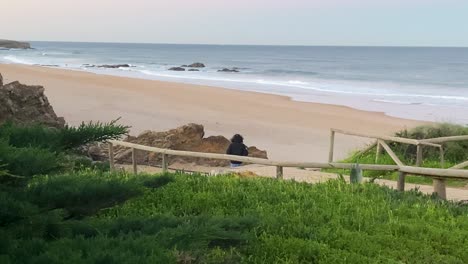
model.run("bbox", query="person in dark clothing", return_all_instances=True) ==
[226,134,249,168]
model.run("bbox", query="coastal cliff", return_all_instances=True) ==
[0,39,31,49]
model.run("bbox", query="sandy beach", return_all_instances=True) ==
[0,64,423,162]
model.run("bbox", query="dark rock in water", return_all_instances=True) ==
[188,69,200,71]
[188,62,205,68]
[92,123,268,167]
[0,39,31,49]
[218,68,240,73]
[97,64,131,69]
[34,64,60,67]
[0,75,65,128]
[168,67,186,71]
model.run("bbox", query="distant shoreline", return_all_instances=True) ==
[27,40,468,48]
[0,63,423,162]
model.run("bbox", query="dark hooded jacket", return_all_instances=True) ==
[226,142,249,164]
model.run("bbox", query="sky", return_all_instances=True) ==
[2,0,468,47]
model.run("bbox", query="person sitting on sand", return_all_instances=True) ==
[226,134,249,168]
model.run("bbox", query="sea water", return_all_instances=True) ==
[1,42,467,124]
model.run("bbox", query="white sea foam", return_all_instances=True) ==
[287,80,309,85]
[2,55,34,65]
[372,99,421,105]
[131,68,468,104]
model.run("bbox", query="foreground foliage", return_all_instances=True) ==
[1,171,467,263]
[0,120,128,179]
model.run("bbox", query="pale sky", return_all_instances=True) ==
[2,0,468,46]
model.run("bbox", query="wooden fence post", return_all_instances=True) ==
[375,142,382,163]
[433,178,447,200]
[131,148,137,175]
[378,140,404,166]
[162,154,168,172]
[439,146,445,168]
[397,172,406,191]
[276,166,283,179]
[328,130,335,163]
[416,144,423,167]
[108,142,115,172]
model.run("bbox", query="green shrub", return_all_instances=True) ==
[26,170,143,218]
[0,119,129,152]
[0,190,39,226]
[58,120,129,150]
[0,120,128,178]
[0,122,59,150]
[0,140,62,178]
[394,123,468,163]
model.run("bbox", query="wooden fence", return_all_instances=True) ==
[108,134,468,200]
[327,129,468,199]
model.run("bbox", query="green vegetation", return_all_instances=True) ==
[1,121,467,263]
[0,120,128,180]
[326,123,468,187]
[2,172,468,263]
[0,120,129,152]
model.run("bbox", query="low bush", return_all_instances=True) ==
[394,123,468,163]
[58,120,129,150]
[0,140,62,178]
[0,120,128,178]
[0,120,129,152]
[26,170,144,218]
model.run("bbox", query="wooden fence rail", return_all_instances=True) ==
[108,140,468,200]
[451,161,468,170]
[328,128,468,198]
[421,135,468,144]
[328,129,443,166]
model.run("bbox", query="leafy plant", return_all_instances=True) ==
[0,119,129,152]
[58,119,129,150]
[26,170,144,218]
[0,140,62,178]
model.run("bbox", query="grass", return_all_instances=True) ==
[2,171,467,263]
[1,121,468,263]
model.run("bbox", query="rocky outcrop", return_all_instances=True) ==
[0,73,65,127]
[188,69,199,72]
[83,64,132,69]
[187,62,205,68]
[218,68,240,73]
[0,40,31,49]
[97,64,131,68]
[168,67,186,71]
[91,124,268,167]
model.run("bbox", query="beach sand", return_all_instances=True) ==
[0,64,423,162]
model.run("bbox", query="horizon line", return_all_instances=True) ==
[24,39,468,49]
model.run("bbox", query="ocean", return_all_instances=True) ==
[1,41,468,124]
